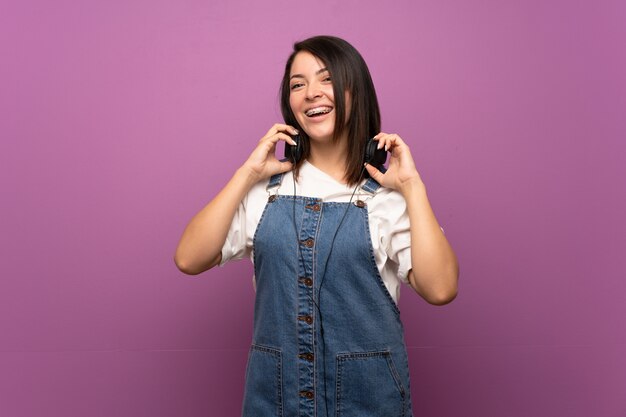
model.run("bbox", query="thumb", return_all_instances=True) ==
[364,163,384,183]
[277,160,294,173]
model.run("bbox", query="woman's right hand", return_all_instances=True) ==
[242,124,299,181]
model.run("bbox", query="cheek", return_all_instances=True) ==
[289,96,299,115]
[290,97,306,125]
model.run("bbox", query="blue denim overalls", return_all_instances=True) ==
[242,173,413,417]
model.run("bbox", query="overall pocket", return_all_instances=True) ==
[242,344,283,417]
[336,350,406,417]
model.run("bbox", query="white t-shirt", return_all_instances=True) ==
[221,161,413,304]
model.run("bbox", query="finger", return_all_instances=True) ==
[261,132,297,146]
[364,162,385,183]
[273,132,298,146]
[374,133,387,149]
[383,134,404,152]
[373,132,385,148]
[378,134,394,150]
[276,160,294,173]
[265,123,299,138]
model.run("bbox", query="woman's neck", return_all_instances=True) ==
[307,139,349,184]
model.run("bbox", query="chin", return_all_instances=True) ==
[307,131,334,143]
[301,124,335,142]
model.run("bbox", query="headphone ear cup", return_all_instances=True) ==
[285,135,303,163]
[364,137,387,167]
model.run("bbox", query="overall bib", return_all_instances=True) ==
[242,173,413,417]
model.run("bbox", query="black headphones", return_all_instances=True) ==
[285,135,387,170]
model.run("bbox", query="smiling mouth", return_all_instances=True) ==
[305,106,333,117]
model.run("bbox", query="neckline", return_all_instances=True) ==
[301,160,351,186]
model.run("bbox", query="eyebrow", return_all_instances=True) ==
[290,67,329,80]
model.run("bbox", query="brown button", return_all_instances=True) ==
[299,390,314,399]
[354,199,366,208]
[298,315,313,325]
[298,352,314,361]
[301,238,314,248]
[299,277,313,287]
[268,195,277,202]
[312,204,321,211]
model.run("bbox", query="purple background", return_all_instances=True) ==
[1,0,625,416]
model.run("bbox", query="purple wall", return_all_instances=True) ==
[2,0,625,416]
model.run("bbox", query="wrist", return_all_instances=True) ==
[398,176,426,198]
[235,165,263,188]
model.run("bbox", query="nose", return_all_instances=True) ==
[305,81,322,101]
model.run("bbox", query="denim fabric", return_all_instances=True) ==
[242,174,413,417]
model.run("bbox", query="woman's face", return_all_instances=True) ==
[288,51,340,143]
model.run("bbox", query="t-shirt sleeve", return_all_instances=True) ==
[220,192,251,266]
[385,198,413,283]
[370,189,413,283]
[219,179,268,266]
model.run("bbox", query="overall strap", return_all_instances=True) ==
[360,177,381,194]
[267,172,285,191]
[267,159,291,193]
[360,165,386,194]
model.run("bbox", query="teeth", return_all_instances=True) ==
[305,107,332,116]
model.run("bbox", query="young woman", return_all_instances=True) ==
[175,35,458,417]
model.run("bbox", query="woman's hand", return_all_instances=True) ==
[364,133,423,194]
[366,132,458,305]
[242,124,298,181]
[175,123,299,275]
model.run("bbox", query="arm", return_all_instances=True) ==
[365,133,459,305]
[174,124,297,275]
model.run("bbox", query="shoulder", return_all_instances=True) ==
[238,176,274,216]
[367,185,407,211]
[366,185,409,229]
[247,177,271,201]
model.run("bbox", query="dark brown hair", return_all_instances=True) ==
[279,35,381,186]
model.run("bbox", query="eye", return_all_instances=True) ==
[290,82,304,90]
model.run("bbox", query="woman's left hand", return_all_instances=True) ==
[364,133,423,193]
